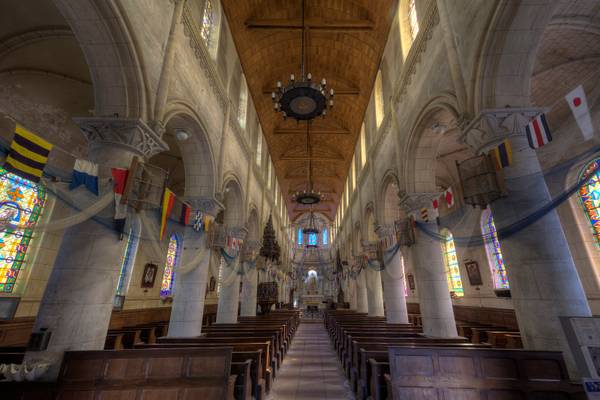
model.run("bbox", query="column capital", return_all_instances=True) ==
[184,196,224,217]
[398,191,441,215]
[374,223,395,240]
[459,107,547,154]
[74,117,169,159]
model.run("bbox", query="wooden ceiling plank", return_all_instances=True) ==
[246,18,375,31]
[274,127,350,135]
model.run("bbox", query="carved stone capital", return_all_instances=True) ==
[398,191,441,215]
[185,196,224,217]
[374,223,395,240]
[228,226,248,240]
[459,107,547,154]
[74,117,169,159]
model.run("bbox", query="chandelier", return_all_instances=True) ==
[291,122,323,205]
[271,0,334,121]
[302,211,320,238]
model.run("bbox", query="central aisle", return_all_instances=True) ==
[267,320,355,400]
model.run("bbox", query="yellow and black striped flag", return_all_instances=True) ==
[4,124,53,183]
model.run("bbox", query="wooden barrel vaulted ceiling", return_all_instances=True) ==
[222,0,397,221]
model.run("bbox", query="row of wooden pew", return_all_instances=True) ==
[326,309,584,400]
[1,309,300,400]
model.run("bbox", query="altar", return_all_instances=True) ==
[302,294,324,309]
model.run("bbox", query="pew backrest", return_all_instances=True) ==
[58,347,233,399]
[387,347,584,399]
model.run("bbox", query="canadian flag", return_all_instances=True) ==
[565,85,594,140]
[444,187,454,208]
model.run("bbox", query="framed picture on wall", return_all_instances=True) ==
[465,261,483,286]
[141,263,158,288]
[406,273,415,290]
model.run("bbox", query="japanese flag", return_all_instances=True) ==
[444,187,454,208]
[565,85,594,140]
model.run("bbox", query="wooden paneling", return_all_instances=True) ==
[388,347,583,399]
[407,303,519,330]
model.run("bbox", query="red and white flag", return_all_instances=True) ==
[111,168,129,236]
[525,113,552,149]
[431,198,440,224]
[565,85,594,140]
[444,187,454,208]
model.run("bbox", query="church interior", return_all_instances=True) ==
[0,0,599,398]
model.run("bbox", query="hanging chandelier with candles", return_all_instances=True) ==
[271,0,334,121]
[291,121,324,205]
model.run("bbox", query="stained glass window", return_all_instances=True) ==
[481,207,509,289]
[201,0,215,48]
[322,228,328,245]
[238,80,248,129]
[115,227,139,296]
[408,0,419,41]
[441,229,464,297]
[297,227,303,246]
[580,159,600,246]
[308,233,317,246]
[0,167,46,293]
[160,234,180,297]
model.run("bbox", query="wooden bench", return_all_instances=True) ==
[57,347,235,399]
[138,343,269,399]
[387,346,584,399]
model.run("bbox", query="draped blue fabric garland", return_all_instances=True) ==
[415,150,600,247]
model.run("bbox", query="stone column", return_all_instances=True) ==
[216,227,247,323]
[356,269,368,313]
[348,277,358,310]
[462,108,591,372]
[399,193,458,338]
[168,198,220,337]
[376,225,409,323]
[26,118,168,379]
[365,268,385,317]
[239,267,258,316]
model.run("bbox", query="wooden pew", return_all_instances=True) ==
[139,343,268,399]
[387,347,584,399]
[154,338,273,394]
[359,343,493,400]
[505,333,523,349]
[57,347,235,399]
[484,330,520,348]
[231,359,253,400]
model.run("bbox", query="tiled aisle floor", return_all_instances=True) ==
[267,320,355,400]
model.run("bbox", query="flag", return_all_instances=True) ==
[431,198,440,225]
[565,85,594,140]
[4,124,53,183]
[180,202,191,226]
[491,139,512,169]
[525,113,552,149]
[160,188,175,240]
[111,168,129,237]
[444,187,454,208]
[193,211,203,232]
[420,207,429,223]
[70,159,99,195]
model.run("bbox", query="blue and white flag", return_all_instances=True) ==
[70,159,99,195]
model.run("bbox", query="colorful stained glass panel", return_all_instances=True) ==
[0,167,45,293]
[160,234,179,297]
[580,159,600,246]
[308,233,317,246]
[483,211,509,289]
[441,230,464,297]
